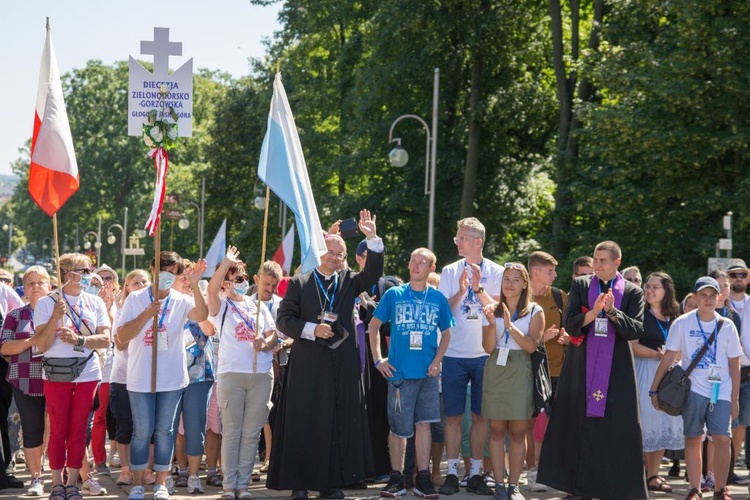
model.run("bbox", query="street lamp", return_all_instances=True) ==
[180,200,204,257]
[387,67,439,250]
[82,216,103,266]
[107,207,128,279]
[1,223,11,262]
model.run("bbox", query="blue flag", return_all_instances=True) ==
[258,73,326,274]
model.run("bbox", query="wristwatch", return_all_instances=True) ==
[606,307,617,317]
[474,286,484,294]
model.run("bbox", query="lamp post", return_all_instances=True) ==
[178,200,204,258]
[82,216,103,266]
[387,68,439,250]
[1,223,11,261]
[107,207,128,279]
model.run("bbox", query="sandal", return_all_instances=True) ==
[647,475,673,493]
[49,483,66,500]
[221,490,236,499]
[116,470,134,486]
[207,471,224,487]
[259,461,269,473]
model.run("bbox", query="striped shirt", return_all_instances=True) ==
[0,304,44,397]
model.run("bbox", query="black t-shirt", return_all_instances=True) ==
[639,308,671,351]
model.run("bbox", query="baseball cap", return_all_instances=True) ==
[356,240,368,256]
[694,276,720,294]
[727,259,748,272]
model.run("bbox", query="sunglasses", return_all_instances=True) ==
[225,275,248,284]
[729,272,748,279]
[102,275,115,282]
[504,262,526,270]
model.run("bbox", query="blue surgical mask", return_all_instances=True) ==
[158,271,176,291]
[76,273,92,289]
[233,281,250,296]
[85,285,101,296]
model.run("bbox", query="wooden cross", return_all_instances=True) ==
[140,28,182,78]
[592,390,604,402]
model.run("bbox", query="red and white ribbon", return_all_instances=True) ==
[144,147,169,236]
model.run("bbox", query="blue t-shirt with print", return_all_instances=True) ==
[374,284,455,380]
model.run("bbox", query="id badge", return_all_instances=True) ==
[466,301,480,320]
[321,311,338,323]
[410,331,423,350]
[708,364,722,383]
[496,347,510,366]
[594,317,608,337]
[157,325,168,352]
[73,344,84,353]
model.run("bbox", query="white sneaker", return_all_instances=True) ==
[128,485,145,500]
[165,476,176,495]
[187,475,205,494]
[27,475,44,496]
[108,453,121,468]
[153,485,170,500]
[525,469,547,493]
[81,476,107,496]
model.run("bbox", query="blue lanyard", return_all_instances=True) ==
[147,289,172,331]
[650,309,669,341]
[503,310,519,346]
[408,285,429,323]
[227,298,257,335]
[313,271,338,311]
[597,278,614,317]
[695,311,718,353]
[62,293,82,334]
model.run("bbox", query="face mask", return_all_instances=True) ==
[85,285,101,296]
[76,273,92,289]
[158,271,176,291]
[233,281,250,296]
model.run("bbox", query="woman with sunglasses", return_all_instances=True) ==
[207,246,277,500]
[117,251,208,500]
[481,262,544,500]
[33,253,112,500]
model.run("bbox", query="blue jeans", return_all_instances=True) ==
[174,381,213,456]
[129,389,184,471]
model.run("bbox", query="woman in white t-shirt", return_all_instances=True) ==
[33,253,112,500]
[481,262,544,500]
[117,252,208,500]
[207,247,277,500]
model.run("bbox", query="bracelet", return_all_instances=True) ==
[648,390,659,397]
[76,335,85,348]
[375,359,383,367]
[606,308,617,317]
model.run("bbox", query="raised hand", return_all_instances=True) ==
[358,209,377,239]
[469,264,482,291]
[482,303,497,325]
[458,267,469,293]
[187,259,208,286]
[224,246,241,264]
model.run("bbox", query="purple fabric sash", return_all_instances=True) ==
[355,308,366,373]
[586,272,624,418]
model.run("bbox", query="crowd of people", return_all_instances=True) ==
[0,211,749,500]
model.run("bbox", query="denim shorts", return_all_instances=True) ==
[387,377,440,438]
[682,390,731,438]
[442,355,488,416]
[732,380,750,428]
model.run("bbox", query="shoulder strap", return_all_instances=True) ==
[219,301,229,335]
[684,319,724,378]
[551,286,563,314]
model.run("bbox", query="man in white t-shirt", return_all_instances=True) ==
[438,218,503,495]
[652,276,742,500]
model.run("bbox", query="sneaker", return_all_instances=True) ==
[713,486,732,500]
[175,470,189,487]
[438,474,459,495]
[686,487,703,500]
[466,474,493,495]
[702,473,715,493]
[493,484,508,500]
[206,470,223,487]
[81,476,107,496]
[506,484,524,500]
[154,485,170,500]
[483,473,495,489]
[27,475,44,496]
[95,463,110,476]
[65,485,84,500]
[460,474,469,487]
[165,476,176,495]
[381,471,406,498]
[187,475,205,494]
[414,471,439,499]
[729,473,750,486]
[108,454,121,468]
[525,469,547,493]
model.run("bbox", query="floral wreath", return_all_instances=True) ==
[142,108,179,150]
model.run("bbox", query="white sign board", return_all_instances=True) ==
[719,238,733,250]
[128,28,193,137]
[123,248,146,256]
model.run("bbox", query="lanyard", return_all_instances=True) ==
[62,293,82,334]
[503,310,519,346]
[650,309,670,341]
[694,312,718,354]
[226,298,256,334]
[313,271,338,311]
[408,285,429,323]
[147,289,172,331]
[597,278,614,317]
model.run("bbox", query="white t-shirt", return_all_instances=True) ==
[209,296,275,375]
[0,284,23,319]
[109,309,128,384]
[665,311,742,401]
[439,258,503,358]
[735,296,750,366]
[34,291,111,383]
[494,303,541,351]
[119,288,195,393]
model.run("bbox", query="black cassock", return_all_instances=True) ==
[267,250,383,492]
[538,276,648,499]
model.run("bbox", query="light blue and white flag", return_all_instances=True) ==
[202,219,226,278]
[258,73,326,275]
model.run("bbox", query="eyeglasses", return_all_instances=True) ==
[453,236,477,245]
[729,272,748,279]
[625,277,642,284]
[643,284,663,291]
[325,251,347,260]
[504,262,526,271]
[70,268,91,275]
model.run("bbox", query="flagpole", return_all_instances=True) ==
[52,214,62,289]
[151,228,161,393]
[255,185,271,373]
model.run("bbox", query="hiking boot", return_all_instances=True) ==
[466,474,493,495]
[414,471,439,499]
[380,471,406,498]
[438,474,459,495]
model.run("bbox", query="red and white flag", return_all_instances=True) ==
[272,226,295,275]
[29,21,79,216]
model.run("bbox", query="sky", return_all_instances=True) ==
[0,0,282,176]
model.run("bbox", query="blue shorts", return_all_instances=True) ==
[682,391,731,438]
[388,377,440,439]
[442,356,488,417]
[732,380,750,428]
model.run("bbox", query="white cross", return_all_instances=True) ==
[140,27,182,78]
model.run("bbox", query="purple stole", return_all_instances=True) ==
[586,272,625,418]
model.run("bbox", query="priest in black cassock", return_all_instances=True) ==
[267,210,383,500]
[538,240,647,499]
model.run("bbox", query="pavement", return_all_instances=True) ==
[0,458,748,499]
